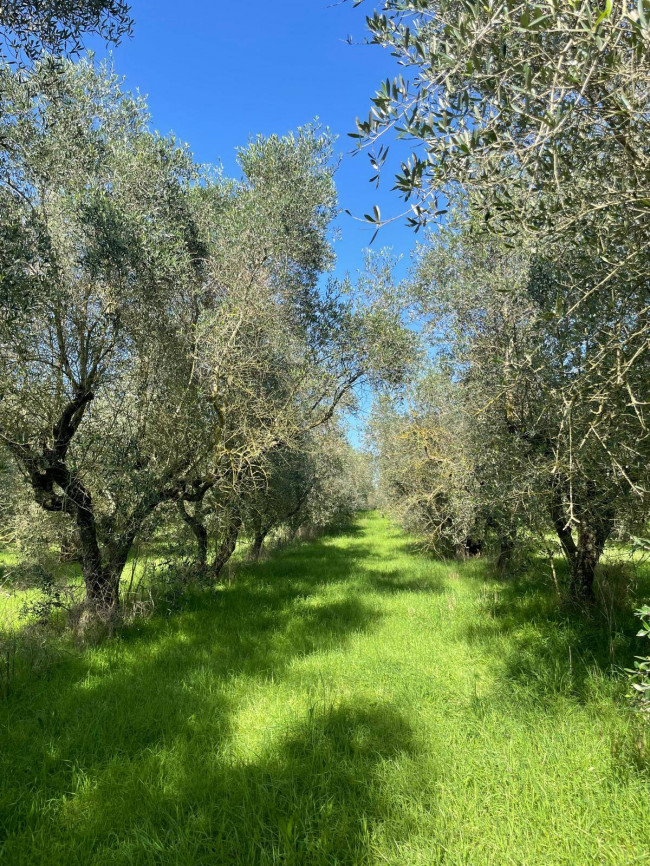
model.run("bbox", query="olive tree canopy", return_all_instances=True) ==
[352,0,650,442]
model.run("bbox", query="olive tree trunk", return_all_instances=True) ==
[496,532,517,575]
[177,499,208,569]
[212,513,242,578]
[249,532,266,562]
[550,479,615,601]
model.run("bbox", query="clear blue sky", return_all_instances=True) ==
[90,0,417,283]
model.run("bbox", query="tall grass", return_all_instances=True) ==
[0,513,648,864]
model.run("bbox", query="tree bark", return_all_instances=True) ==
[549,477,614,601]
[102,531,141,607]
[74,496,115,610]
[496,532,516,574]
[249,529,268,562]
[456,537,483,559]
[212,513,242,578]
[177,500,208,569]
[2,391,122,612]
[570,518,612,601]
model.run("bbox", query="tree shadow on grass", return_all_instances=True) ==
[0,531,386,863]
[394,539,440,560]
[447,556,650,783]
[459,557,648,707]
[178,699,420,865]
[365,568,447,596]
[45,699,421,865]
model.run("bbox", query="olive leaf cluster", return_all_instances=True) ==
[0,0,132,66]
[352,0,650,242]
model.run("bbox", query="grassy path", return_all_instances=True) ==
[1,512,649,865]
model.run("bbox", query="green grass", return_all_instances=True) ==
[0,512,649,865]
[0,531,256,635]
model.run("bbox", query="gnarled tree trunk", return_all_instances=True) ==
[248,515,268,562]
[212,512,242,578]
[4,391,123,614]
[75,496,116,611]
[550,478,615,601]
[177,499,208,569]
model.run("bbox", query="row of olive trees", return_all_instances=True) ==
[0,59,410,620]
[371,223,650,599]
[354,1,650,601]
[171,428,374,573]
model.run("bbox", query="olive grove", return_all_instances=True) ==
[0,59,412,621]
[372,226,650,596]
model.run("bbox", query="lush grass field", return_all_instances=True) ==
[0,512,649,865]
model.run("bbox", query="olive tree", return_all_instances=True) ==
[352,0,650,486]
[242,444,318,562]
[172,227,415,576]
[0,56,416,615]
[0,61,214,613]
[244,425,374,559]
[174,267,413,575]
[409,225,650,597]
[298,430,375,530]
[369,375,489,557]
